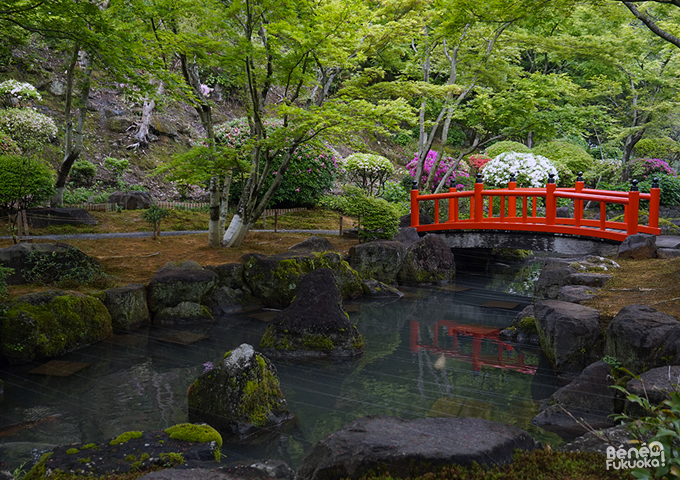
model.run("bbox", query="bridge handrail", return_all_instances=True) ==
[410,172,661,242]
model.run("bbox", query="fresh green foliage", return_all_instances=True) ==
[70,159,98,186]
[380,180,410,206]
[165,423,223,447]
[639,174,680,207]
[483,152,559,188]
[24,247,107,287]
[103,157,130,177]
[0,130,20,155]
[0,265,14,304]
[635,137,680,163]
[330,187,400,240]
[583,158,623,187]
[142,204,171,239]
[629,158,677,182]
[0,155,55,211]
[485,141,531,159]
[63,186,111,205]
[343,153,394,195]
[533,141,595,187]
[0,108,57,153]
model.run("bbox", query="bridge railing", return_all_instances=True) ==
[410,172,661,242]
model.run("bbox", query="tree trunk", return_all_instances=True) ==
[621,130,645,181]
[208,176,221,247]
[223,214,253,247]
[132,81,164,149]
[219,172,232,235]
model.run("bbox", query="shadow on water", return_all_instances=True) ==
[0,256,563,470]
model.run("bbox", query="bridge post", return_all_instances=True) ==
[546,173,556,226]
[410,181,419,228]
[474,174,484,222]
[508,173,517,219]
[627,180,640,235]
[449,187,458,222]
[650,177,660,230]
[575,172,584,228]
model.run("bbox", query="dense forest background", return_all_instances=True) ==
[1,0,680,245]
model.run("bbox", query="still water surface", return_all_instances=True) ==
[0,259,562,470]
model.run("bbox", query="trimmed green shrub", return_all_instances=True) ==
[326,187,400,240]
[635,137,680,163]
[217,118,337,208]
[0,155,55,210]
[485,140,531,159]
[0,108,57,153]
[343,153,394,195]
[0,131,19,155]
[103,157,129,176]
[143,204,171,240]
[639,173,680,207]
[533,141,595,187]
[582,158,622,188]
[70,159,97,186]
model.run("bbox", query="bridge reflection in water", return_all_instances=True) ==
[410,319,537,376]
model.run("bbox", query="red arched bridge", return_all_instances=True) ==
[410,173,661,242]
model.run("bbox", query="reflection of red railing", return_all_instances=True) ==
[410,174,661,242]
[410,319,536,375]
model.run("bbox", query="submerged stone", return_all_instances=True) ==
[187,344,293,443]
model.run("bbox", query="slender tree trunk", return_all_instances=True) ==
[132,82,164,149]
[208,176,221,247]
[219,172,232,235]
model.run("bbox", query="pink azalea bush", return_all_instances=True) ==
[468,153,492,172]
[630,157,677,181]
[407,150,470,190]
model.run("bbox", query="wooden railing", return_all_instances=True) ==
[410,173,661,242]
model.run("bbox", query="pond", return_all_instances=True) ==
[0,256,562,472]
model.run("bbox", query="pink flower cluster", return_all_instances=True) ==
[632,158,676,179]
[407,150,469,189]
[468,154,492,171]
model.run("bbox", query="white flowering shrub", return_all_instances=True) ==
[483,152,559,188]
[343,153,394,195]
[0,80,41,108]
[0,108,57,153]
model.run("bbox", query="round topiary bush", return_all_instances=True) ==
[0,108,57,153]
[0,155,55,210]
[342,153,394,195]
[483,152,559,188]
[70,159,97,186]
[635,137,680,163]
[532,141,595,187]
[216,118,338,208]
[485,141,531,159]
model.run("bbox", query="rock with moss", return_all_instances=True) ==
[241,252,363,308]
[187,343,293,442]
[205,263,247,289]
[288,236,334,253]
[147,265,217,323]
[0,242,97,285]
[259,268,363,359]
[0,290,112,365]
[97,283,149,332]
[534,300,603,375]
[361,279,404,298]
[347,241,407,284]
[397,234,455,284]
[499,306,540,345]
[155,301,213,324]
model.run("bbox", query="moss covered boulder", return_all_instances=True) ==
[187,343,293,443]
[242,252,362,308]
[347,241,407,284]
[147,264,217,323]
[260,268,363,359]
[397,234,455,284]
[96,283,149,332]
[0,290,112,365]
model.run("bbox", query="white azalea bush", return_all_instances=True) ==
[483,152,559,188]
[0,108,57,153]
[0,80,41,108]
[343,153,394,195]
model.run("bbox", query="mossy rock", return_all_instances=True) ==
[0,290,112,365]
[97,283,149,332]
[154,301,213,325]
[187,344,294,443]
[397,234,455,285]
[147,266,217,313]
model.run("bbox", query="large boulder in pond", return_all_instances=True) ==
[147,264,217,323]
[108,191,154,210]
[397,234,454,284]
[95,283,150,332]
[26,208,97,228]
[604,304,679,373]
[532,361,618,438]
[534,300,603,374]
[617,233,657,260]
[533,258,578,301]
[0,290,112,365]
[347,241,406,284]
[0,242,98,285]
[297,416,538,480]
[187,344,293,443]
[242,252,362,308]
[260,268,363,359]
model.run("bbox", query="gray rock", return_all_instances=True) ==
[98,283,150,332]
[297,416,538,480]
[163,260,202,269]
[260,268,363,359]
[108,191,154,210]
[288,236,333,253]
[658,248,680,259]
[617,234,657,260]
[566,273,612,287]
[557,285,599,304]
[205,263,247,290]
[562,424,633,455]
[556,206,571,218]
[187,343,293,442]
[26,208,98,228]
[534,300,603,374]
[604,304,679,373]
[155,301,213,324]
[499,306,540,345]
[0,242,97,285]
[48,79,67,96]
[347,241,406,283]
[532,361,618,438]
[397,234,455,284]
[361,279,404,298]
[150,115,179,137]
[399,212,433,228]
[147,267,217,314]
[208,286,260,315]
[626,366,680,409]
[533,258,578,301]
[393,227,421,246]
[106,116,134,133]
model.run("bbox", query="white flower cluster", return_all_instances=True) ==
[483,152,559,188]
[0,108,57,152]
[0,80,41,105]
[343,153,394,175]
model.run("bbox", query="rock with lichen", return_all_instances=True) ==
[259,268,363,359]
[147,264,217,323]
[96,283,150,332]
[187,344,293,443]
[397,234,455,284]
[0,290,112,365]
